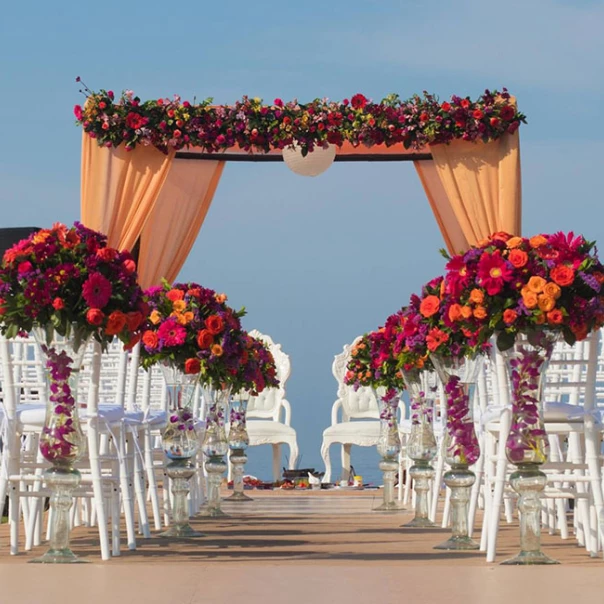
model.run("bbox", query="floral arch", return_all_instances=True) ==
[76,85,524,288]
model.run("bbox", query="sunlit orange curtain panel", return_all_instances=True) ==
[424,132,521,252]
[414,160,470,255]
[137,160,225,289]
[80,133,174,251]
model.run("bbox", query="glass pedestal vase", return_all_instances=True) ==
[431,354,482,550]
[373,392,403,513]
[31,324,90,564]
[402,368,437,528]
[500,330,559,565]
[226,397,252,502]
[158,361,201,538]
[199,386,231,517]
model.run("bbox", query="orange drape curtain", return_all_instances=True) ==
[137,160,225,289]
[80,133,174,251]
[416,132,522,255]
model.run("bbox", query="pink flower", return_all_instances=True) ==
[73,105,83,120]
[157,319,186,347]
[477,250,513,295]
[17,261,33,275]
[82,272,112,309]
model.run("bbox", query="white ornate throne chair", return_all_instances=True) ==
[245,330,299,482]
[320,339,381,483]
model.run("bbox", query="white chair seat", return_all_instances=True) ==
[322,421,380,446]
[247,420,297,446]
[143,409,168,426]
[544,401,585,422]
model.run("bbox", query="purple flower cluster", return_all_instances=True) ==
[39,347,81,463]
[505,345,550,465]
[443,376,480,466]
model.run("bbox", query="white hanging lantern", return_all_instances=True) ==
[282,142,336,177]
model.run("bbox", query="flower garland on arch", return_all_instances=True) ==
[74,79,526,155]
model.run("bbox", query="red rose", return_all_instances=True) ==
[472,109,484,119]
[441,102,451,112]
[126,311,143,332]
[105,310,127,336]
[490,117,500,127]
[205,315,224,335]
[460,99,471,109]
[86,308,104,326]
[122,259,136,274]
[0,299,6,315]
[184,358,201,374]
[500,105,515,121]
[551,265,575,287]
[96,247,118,261]
[52,298,65,310]
[196,329,214,349]
[350,94,368,110]
[419,112,429,122]
[98,101,107,109]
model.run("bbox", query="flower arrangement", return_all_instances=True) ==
[231,334,279,396]
[0,222,147,346]
[442,231,604,350]
[140,280,247,388]
[0,222,147,465]
[75,79,525,155]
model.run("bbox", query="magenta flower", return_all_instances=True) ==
[157,319,186,347]
[82,271,112,309]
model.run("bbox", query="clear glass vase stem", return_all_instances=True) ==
[434,466,479,550]
[31,468,84,564]
[199,456,228,517]
[226,450,253,502]
[502,465,558,565]
[404,462,436,528]
[373,458,402,512]
[159,461,203,538]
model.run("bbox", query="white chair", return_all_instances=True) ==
[245,330,299,482]
[320,339,381,484]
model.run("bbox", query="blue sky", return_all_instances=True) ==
[1,0,603,480]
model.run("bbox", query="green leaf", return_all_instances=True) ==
[496,330,515,351]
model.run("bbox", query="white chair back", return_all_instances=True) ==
[247,330,290,421]
[332,339,379,421]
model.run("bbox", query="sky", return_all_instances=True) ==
[1,0,603,481]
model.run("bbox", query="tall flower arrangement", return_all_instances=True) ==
[0,222,146,346]
[75,80,525,155]
[140,281,247,386]
[442,231,604,350]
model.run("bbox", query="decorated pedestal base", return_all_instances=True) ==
[373,393,403,513]
[159,461,204,538]
[227,450,252,502]
[404,463,435,528]
[31,468,84,564]
[226,398,252,502]
[199,456,228,517]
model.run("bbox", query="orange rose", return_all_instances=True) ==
[469,289,484,304]
[211,344,224,357]
[172,299,186,312]
[187,287,201,298]
[448,303,463,322]
[196,329,214,349]
[215,293,227,304]
[508,249,528,268]
[149,309,162,325]
[503,309,517,324]
[205,314,224,335]
[142,330,159,349]
[461,306,473,319]
[105,310,127,336]
[527,276,547,293]
[171,311,187,325]
[473,306,487,320]
[529,235,548,248]
[166,289,185,302]
[506,236,524,249]
[184,358,201,374]
[551,265,575,287]
[546,309,563,325]
[420,295,440,318]
[522,290,538,309]
[535,312,546,325]
[426,328,449,352]
[543,282,561,300]
[537,294,555,312]
[183,311,194,324]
